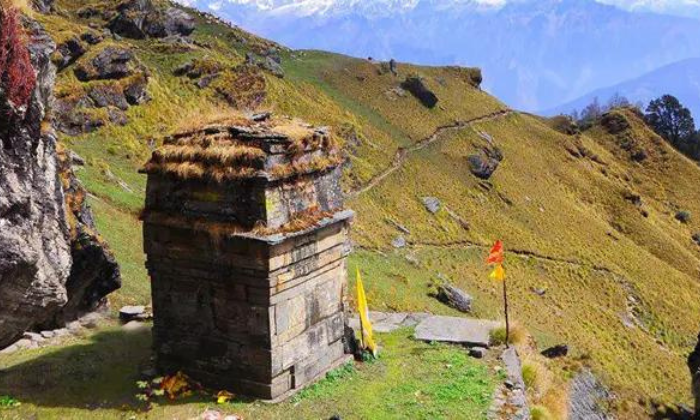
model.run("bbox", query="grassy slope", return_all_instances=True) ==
[25,0,700,417]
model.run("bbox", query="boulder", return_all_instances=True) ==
[391,236,406,249]
[32,0,55,13]
[80,32,103,45]
[421,196,441,214]
[74,46,135,81]
[108,0,195,40]
[88,83,129,110]
[55,105,106,135]
[541,344,569,359]
[468,150,503,180]
[389,58,398,76]
[260,56,284,78]
[53,36,86,71]
[676,210,692,224]
[0,18,120,348]
[469,347,487,359]
[693,233,700,246]
[119,305,146,322]
[436,283,472,313]
[123,74,150,105]
[401,76,438,108]
[143,8,196,39]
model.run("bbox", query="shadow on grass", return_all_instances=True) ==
[0,327,154,410]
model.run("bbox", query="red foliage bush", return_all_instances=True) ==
[0,4,36,111]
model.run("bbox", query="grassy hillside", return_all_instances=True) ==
[20,0,700,418]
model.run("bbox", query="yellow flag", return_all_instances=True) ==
[489,264,505,281]
[356,268,377,355]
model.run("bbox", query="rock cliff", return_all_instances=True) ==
[0,8,121,348]
[689,332,700,418]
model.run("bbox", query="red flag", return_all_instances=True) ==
[486,240,504,265]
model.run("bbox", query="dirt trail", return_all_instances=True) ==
[346,109,514,198]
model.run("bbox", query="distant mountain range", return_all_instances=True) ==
[182,0,700,113]
[544,57,700,121]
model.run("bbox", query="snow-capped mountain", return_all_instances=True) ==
[598,0,700,19]
[189,0,700,18]
[183,0,700,112]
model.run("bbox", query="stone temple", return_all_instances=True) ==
[141,114,353,400]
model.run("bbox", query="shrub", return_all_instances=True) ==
[530,405,553,420]
[675,210,691,224]
[0,2,36,111]
[522,363,538,389]
[489,324,528,346]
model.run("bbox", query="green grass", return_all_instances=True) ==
[89,198,149,308]
[0,326,496,420]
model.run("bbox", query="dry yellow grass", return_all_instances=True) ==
[3,0,33,14]
[173,109,251,134]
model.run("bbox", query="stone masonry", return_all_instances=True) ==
[141,115,352,400]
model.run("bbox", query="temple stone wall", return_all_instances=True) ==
[142,116,351,400]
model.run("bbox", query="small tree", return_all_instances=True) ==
[607,92,630,110]
[0,1,37,113]
[579,97,603,129]
[644,95,696,155]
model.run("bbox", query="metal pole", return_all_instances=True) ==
[503,277,510,348]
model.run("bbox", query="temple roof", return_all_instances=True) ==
[142,113,342,183]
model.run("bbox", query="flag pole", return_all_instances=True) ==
[503,276,510,348]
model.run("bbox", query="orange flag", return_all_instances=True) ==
[486,240,504,265]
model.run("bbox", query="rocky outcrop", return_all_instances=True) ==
[689,332,700,417]
[401,76,438,108]
[55,45,149,135]
[53,36,86,71]
[468,148,503,180]
[245,51,284,78]
[74,46,135,82]
[108,0,195,40]
[568,370,613,420]
[0,13,120,348]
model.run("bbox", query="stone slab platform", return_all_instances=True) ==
[347,311,430,333]
[414,315,500,347]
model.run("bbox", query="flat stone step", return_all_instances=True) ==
[348,311,430,333]
[414,315,500,347]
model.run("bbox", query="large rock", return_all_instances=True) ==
[74,46,135,82]
[108,0,195,40]
[0,16,120,348]
[468,145,503,180]
[421,196,441,214]
[401,76,438,108]
[689,331,700,417]
[53,36,86,71]
[436,282,472,313]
